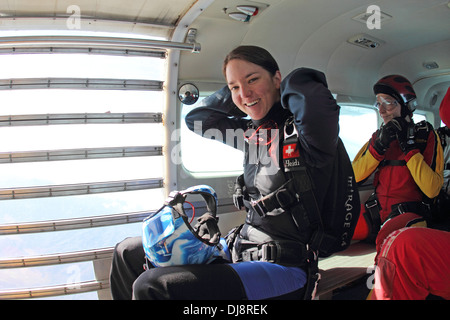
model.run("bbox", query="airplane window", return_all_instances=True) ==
[339,105,378,161]
[0,48,165,298]
[413,113,427,123]
[181,102,380,171]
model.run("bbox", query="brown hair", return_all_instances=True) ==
[222,45,279,78]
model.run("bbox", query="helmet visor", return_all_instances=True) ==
[142,207,176,248]
[143,202,195,249]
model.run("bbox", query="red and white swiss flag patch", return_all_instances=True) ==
[283,143,300,159]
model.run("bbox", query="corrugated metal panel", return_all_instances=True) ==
[0,0,198,37]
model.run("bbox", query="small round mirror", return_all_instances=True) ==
[178,83,199,105]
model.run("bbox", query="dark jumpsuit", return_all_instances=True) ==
[109,68,340,300]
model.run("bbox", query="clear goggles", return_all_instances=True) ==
[374,97,399,111]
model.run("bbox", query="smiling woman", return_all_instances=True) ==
[224,46,282,121]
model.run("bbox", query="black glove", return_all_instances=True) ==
[373,118,403,154]
[194,212,221,245]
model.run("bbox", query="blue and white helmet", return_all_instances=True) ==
[142,185,224,267]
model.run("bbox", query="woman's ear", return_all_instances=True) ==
[273,70,282,89]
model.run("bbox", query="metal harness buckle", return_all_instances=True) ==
[397,203,406,215]
[260,242,278,263]
[241,247,258,262]
[251,199,267,217]
[233,193,245,210]
[365,198,378,209]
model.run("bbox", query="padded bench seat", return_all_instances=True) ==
[315,242,376,299]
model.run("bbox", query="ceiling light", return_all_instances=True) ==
[423,61,439,70]
[236,6,259,16]
[347,33,385,49]
[228,4,260,22]
[229,12,252,22]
